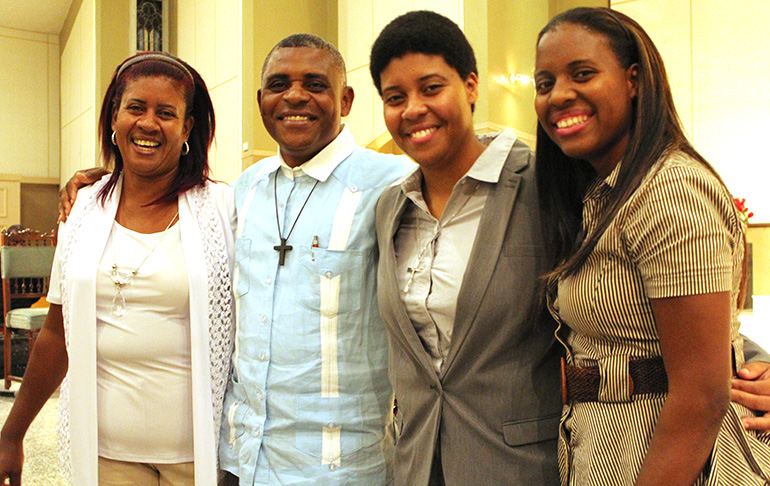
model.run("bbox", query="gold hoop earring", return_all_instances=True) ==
[111,131,117,146]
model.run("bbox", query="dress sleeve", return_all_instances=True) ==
[622,163,741,299]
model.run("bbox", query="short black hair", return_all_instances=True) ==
[369,10,477,95]
[262,33,347,87]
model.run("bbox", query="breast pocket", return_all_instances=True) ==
[296,246,365,315]
[234,237,251,297]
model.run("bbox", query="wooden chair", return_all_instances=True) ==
[1,227,56,389]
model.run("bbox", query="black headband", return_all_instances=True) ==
[605,10,633,42]
[117,53,194,84]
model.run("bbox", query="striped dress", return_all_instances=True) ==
[550,150,770,485]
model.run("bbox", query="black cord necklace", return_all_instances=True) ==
[274,172,320,265]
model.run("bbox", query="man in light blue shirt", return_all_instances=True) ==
[219,34,413,485]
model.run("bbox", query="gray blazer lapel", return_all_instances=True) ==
[443,141,531,373]
[377,188,441,380]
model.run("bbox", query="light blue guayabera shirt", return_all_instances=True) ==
[220,126,414,485]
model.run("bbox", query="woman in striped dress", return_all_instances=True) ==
[534,7,770,486]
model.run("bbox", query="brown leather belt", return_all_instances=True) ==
[561,356,668,404]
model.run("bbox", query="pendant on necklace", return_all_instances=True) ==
[404,265,423,293]
[274,237,292,266]
[110,264,134,317]
[112,290,127,317]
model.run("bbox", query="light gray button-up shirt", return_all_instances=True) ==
[394,128,518,374]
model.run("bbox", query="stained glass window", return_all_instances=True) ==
[136,0,163,51]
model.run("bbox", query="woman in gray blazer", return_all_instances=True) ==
[370,11,561,486]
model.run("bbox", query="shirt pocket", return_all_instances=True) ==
[234,237,251,297]
[294,396,365,458]
[502,413,560,447]
[224,395,254,449]
[296,247,364,315]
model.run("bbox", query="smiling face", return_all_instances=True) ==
[111,75,193,182]
[258,47,354,167]
[534,23,638,177]
[380,53,483,177]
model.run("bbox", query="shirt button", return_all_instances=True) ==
[329,464,336,471]
[256,427,261,437]
[266,277,272,285]
[325,271,333,278]
[327,422,335,428]
[257,390,264,400]
[350,185,358,192]
[261,315,268,323]
[259,352,267,361]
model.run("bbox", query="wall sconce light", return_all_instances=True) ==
[509,73,534,86]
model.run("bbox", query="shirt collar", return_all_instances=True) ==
[277,124,355,181]
[399,127,518,196]
[585,159,622,201]
[467,127,517,183]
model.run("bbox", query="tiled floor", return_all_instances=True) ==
[0,387,68,485]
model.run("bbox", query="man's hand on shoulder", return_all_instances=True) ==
[58,167,110,223]
[731,361,770,431]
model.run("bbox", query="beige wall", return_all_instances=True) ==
[486,0,548,145]
[248,0,337,164]
[0,27,60,180]
[463,3,489,127]
[550,0,608,14]
[338,1,465,149]
[60,0,97,187]
[58,0,131,182]
[97,1,131,98]
[613,0,770,225]
[0,23,62,228]
[0,176,21,230]
[175,0,243,183]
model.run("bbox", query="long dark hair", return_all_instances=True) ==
[536,8,718,282]
[97,52,215,206]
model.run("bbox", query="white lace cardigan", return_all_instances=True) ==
[50,175,235,485]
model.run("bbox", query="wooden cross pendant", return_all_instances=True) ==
[274,237,293,266]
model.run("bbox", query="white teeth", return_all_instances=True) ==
[409,127,436,139]
[283,115,310,121]
[133,139,160,148]
[555,115,589,129]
